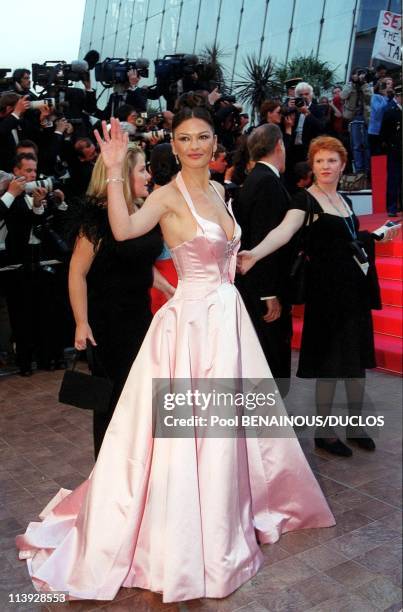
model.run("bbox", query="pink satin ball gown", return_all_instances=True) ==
[16,172,335,603]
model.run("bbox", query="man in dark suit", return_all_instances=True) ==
[380,86,402,217]
[0,92,31,172]
[292,81,329,162]
[234,124,292,395]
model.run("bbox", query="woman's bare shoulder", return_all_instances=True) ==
[211,180,225,198]
[146,181,181,207]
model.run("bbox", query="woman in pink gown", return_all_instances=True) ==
[16,105,335,603]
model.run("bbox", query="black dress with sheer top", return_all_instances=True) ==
[290,190,376,378]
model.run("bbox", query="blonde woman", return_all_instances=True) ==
[69,143,171,457]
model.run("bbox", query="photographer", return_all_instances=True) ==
[102,69,160,118]
[0,92,31,171]
[0,152,68,375]
[214,104,242,153]
[292,82,329,161]
[341,68,372,174]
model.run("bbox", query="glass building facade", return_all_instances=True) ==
[79,0,400,95]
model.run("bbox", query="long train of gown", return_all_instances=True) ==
[16,173,335,603]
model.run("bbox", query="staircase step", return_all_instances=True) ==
[373,306,402,336]
[380,279,403,307]
[376,239,403,258]
[374,334,403,375]
[292,315,402,374]
[376,257,402,281]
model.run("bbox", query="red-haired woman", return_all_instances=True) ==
[239,136,399,457]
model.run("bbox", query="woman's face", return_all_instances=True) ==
[313,149,345,185]
[130,154,150,198]
[172,118,216,169]
[267,106,282,125]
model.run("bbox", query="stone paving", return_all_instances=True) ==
[0,361,401,612]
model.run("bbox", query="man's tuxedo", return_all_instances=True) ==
[234,162,292,392]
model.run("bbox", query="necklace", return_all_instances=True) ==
[314,184,357,240]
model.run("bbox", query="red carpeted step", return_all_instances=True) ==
[373,306,403,336]
[376,257,402,281]
[379,279,403,307]
[376,239,403,258]
[374,333,403,375]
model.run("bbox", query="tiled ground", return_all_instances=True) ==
[0,361,401,612]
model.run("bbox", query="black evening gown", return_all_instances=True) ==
[291,191,376,379]
[80,205,163,455]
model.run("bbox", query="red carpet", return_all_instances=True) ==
[292,213,402,376]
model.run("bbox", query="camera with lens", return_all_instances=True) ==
[94,58,149,87]
[154,54,200,88]
[31,184,69,258]
[294,96,306,108]
[352,67,376,85]
[32,61,90,89]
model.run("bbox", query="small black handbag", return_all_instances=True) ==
[58,347,113,414]
[289,192,314,305]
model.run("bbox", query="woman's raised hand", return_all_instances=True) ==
[94,117,129,170]
[236,250,258,275]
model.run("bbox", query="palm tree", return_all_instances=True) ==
[275,53,337,97]
[233,54,281,122]
[198,43,229,94]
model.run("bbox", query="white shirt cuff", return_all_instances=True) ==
[1,192,15,208]
[11,112,20,120]
[54,131,63,135]
[32,204,45,215]
[261,296,277,300]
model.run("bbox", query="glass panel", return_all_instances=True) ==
[133,0,149,22]
[128,21,147,58]
[92,0,108,43]
[319,12,355,81]
[147,0,165,17]
[238,0,267,46]
[325,0,356,18]
[159,6,181,54]
[114,26,131,57]
[116,0,135,37]
[176,0,200,54]
[101,34,117,58]
[261,0,294,63]
[194,0,220,52]
[287,0,324,59]
[142,13,164,80]
[104,0,121,38]
[215,0,243,52]
[80,0,96,48]
[357,0,388,32]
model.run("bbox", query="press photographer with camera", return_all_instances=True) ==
[341,68,372,175]
[99,62,161,118]
[0,152,67,375]
[292,82,330,162]
[0,92,31,171]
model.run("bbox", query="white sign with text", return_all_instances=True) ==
[372,11,402,66]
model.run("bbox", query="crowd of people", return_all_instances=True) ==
[3,54,401,604]
[0,61,401,440]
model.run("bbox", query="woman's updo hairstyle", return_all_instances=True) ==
[172,91,215,135]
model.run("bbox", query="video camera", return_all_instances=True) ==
[94,58,149,87]
[154,54,200,88]
[32,61,90,89]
